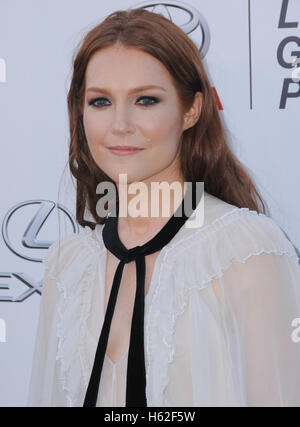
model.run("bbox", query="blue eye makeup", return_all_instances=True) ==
[88,96,160,108]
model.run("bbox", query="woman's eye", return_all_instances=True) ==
[137,96,160,106]
[88,97,109,107]
[88,96,160,108]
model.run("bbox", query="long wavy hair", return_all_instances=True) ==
[67,8,267,229]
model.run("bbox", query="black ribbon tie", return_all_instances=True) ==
[83,181,202,407]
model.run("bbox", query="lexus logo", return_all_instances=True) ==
[130,0,211,57]
[2,200,78,262]
[0,200,78,302]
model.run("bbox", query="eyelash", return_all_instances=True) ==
[88,96,160,108]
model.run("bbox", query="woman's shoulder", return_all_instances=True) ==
[167,192,299,285]
[188,191,296,253]
[42,225,103,279]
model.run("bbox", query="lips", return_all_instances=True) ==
[108,146,144,156]
[109,146,143,150]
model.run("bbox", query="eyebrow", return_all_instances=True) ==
[86,84,167,94]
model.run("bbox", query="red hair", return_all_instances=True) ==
[67,8,267,228]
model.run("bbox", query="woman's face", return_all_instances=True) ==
[82,44,199,186]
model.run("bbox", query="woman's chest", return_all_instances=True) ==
[103,250,160,364]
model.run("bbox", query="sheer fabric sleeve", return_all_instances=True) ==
[183,209,300,407]
[27,240,69,406]
[196,251,300,406]
[221,252,300,406]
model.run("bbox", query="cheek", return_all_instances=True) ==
[147,114,181,153]
[148,108,181,140]
[83,114,107,153]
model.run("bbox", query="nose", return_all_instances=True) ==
[111,103,135,135]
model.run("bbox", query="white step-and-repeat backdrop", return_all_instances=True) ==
[0,0,299,406]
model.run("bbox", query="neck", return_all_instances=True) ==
[115,159,185,242]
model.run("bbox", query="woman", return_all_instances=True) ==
[27,8,300,407]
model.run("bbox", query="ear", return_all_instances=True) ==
[183,91,203,130]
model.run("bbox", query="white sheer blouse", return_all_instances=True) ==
[27,191,300,407]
